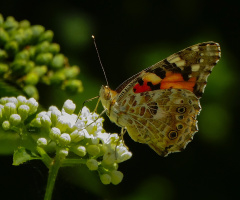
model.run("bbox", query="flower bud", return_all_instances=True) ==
[59,133,71,145]
[103,152,116,166]
[30,117,41,127]
[9,114,21,126]
[87,145,100,156]
[86,159,98,171]
[2,120,10,130]
[7,97,18,105]
[55,116,71,132]
[64,66,80,79]
[49,127,61,141]
[38,30,54,43]
[24,61,35,74]
[17,96,27,105]
[23,28,33,44]
[23,85,39,100]
[110,170,123,185]
[48,43,60,54]
[15,49,30,60]
[17,105,30,121]
[50,71,65,85]
[27,97,38,114]
[31,25,45,39]
[32,65,47,76]
[62,100,76,114]
[70,129,85,142]
[40,114,52,128]
[0,49,8,61]
[4,102,17,117]
[19,20,30,29]
[51,54,64,69]
[35,52,53,65]
[37,137,48,146]
[50,109,61,126]
[13,29,25,46]
[64,80,83,94]
[100,174,111,185]
[24,72,39,85]
[0,97,8,104]
[5,40,19,57]
[28,46,36,58]
[0,28,9,46]
[117,151,132,163]
[35,41,49,53]
[4,16,18,30]
[73,145,86,157]
[58,148,69,159]
[11,59,27,75]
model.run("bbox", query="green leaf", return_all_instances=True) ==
[0,130,20,154]
[13,146,40,165]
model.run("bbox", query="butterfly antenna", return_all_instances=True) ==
[92,35,109,86]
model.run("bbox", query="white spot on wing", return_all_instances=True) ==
[191,46,199,51]
[175,60,186,68]
[167,56,181,63]
[191,64,200,72]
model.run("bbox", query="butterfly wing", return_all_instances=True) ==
[100,42,220,156]
[116,89,201,156]
[115,42,221,99]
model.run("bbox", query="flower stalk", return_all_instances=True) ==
[44,151,62,200]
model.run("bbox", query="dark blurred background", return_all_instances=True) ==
[1,0,240,199]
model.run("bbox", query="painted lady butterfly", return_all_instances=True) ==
[99,42,221,156]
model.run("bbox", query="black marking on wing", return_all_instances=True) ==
[162,59,182,73]
[193,84,203,97]
[137,78,144,86]
[182,66,192,81]
[147,82,161,91]
[150,67,166,79]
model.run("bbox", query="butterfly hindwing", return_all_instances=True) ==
[118,88,201,156]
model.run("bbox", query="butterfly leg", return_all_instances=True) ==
[114,128,128,159]
[76,96,100,123]
[121,128,129,149]
[93,97,101,113]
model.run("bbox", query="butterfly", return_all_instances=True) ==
[99,42,221,156]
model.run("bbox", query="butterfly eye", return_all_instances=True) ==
[103,86,111,100]
[168,130,178,140]
[176,106,186,114]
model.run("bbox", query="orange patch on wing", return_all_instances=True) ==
[133,81,152,93]
[133,73,162,93]
[160,72,196,91]
[143,73,162,84]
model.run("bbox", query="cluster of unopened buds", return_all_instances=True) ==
[0,14,82,99]
[0,95,132,185]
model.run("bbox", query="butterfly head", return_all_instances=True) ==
[99,85,117,111]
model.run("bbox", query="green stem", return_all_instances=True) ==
[62,158,87,167]
[44,153,62,200]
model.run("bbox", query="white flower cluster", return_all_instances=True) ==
[0,96,38,131]
[32,99,132,185]
[0,96,132,185]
